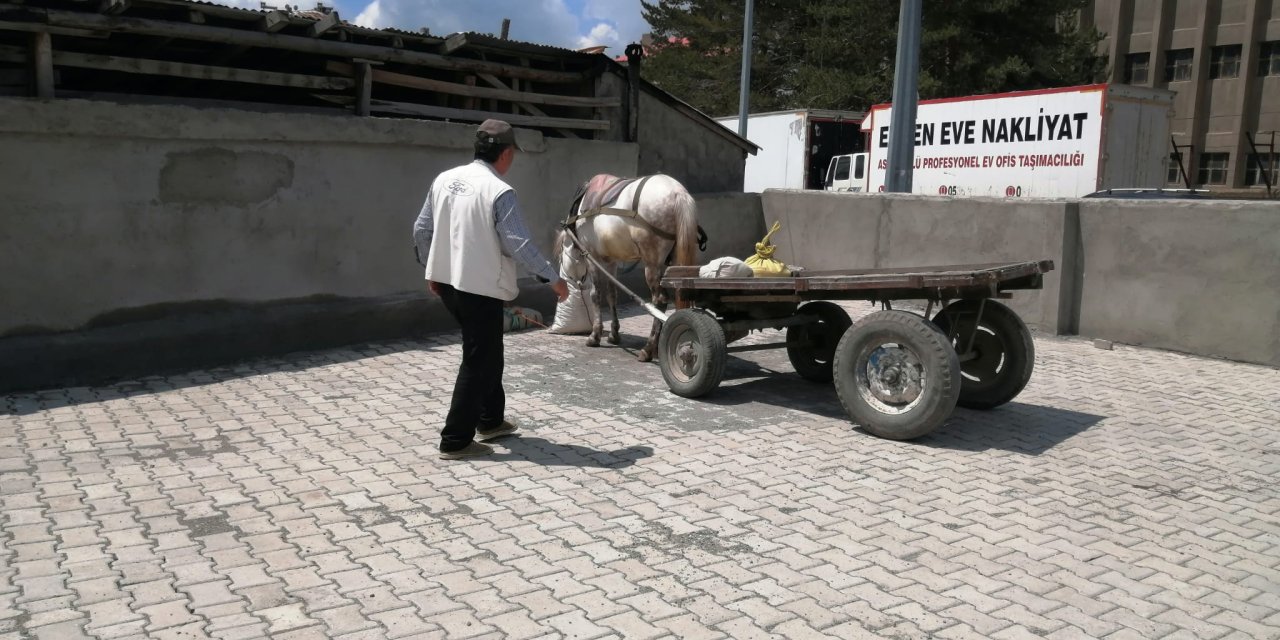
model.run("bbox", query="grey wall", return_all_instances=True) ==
[636,91,747,194]
[761,191,1077,335]
[759,189,1280,367]
[1077,199,1280,366]
[0,97,637,390]
[693,192,767,261]
[594,72,748,195]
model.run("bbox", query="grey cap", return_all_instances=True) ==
[476,119,523,151]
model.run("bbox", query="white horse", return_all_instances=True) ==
[555,173,699,362]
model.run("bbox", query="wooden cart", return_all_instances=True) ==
[657,261,1055,440]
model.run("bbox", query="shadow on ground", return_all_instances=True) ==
[488,435,653,469]
[700,369,1105,455]
[0,337,452,417]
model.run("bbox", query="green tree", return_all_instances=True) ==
[639,0,1103,116]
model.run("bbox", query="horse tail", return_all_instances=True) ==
[672,184,698,309]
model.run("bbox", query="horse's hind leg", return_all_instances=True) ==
[637,264,668,363]
[607,266,621,345]
[586,268,605,348]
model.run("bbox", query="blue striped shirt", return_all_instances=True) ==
[413,162,560,284]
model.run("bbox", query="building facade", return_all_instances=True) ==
[1085,0,1280,193]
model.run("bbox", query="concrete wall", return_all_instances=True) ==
[636,91,747,194]
[1077,199,1280,366]
[692,192,767,261]
[760,191,1077,334]
[759,189,1280,367]
[0,97,637,390]
[595,73,748,195]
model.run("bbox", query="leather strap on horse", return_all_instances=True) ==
[563,176,677,241]
[562,176,710,251]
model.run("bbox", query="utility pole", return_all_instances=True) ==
[737,0,755,138]
[885,0,922,192]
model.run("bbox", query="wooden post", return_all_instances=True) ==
[355,61,372,116]
[31,31,53,98]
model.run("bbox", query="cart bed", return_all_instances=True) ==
[662,260,1054,302]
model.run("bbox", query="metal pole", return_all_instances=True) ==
[885,0,922,193]
[737,0,755,138]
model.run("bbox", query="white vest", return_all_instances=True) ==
[425,161,519,301]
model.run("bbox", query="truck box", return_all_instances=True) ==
[826,84,1173,198]
[716,109,866,192]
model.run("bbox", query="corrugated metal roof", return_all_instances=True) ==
[452,32,592,57]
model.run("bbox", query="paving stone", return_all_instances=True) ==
[2,308,1278,640]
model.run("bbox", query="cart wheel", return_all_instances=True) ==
[659,309,728,398]
[931,300,1034,410]
[834,310,960,440]
[786,301,852,383]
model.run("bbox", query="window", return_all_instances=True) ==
[834,156,851,181]
[1165,48,1194,82]
[1260,41,1280,77]
[1245,153,1279,187]
[1125,52,1150,84]
[1167,152,1185,184]
[853,155,865,180]
[1209,45,1241,79]
[1197,152,1229,185]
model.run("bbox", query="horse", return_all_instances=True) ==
[554,173,699,362]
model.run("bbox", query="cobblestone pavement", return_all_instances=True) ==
[2,302,1279,640]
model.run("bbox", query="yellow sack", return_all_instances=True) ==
[744,221,791,277]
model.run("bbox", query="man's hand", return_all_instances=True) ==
[551,279,569,302]
[427,280,442,296]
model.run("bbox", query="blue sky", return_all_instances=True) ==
[244,0,652,52]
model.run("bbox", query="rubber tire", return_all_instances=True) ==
[659,309,728,398]
[833,310,961,440]
[786,301,853,383]
[931,300,1034,410]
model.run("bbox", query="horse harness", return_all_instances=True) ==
[563,176,673,240]
[562,175,708,251]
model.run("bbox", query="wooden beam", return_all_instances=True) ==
[17,7,586,83]
[307,11,338,37]
[30,31,53,98]
[314,95,610,130]
[442,33,467,55]
[0,20,109,38]
[367,100,608,130]
[354,61,371,116]
[258,10,288,33]
[326,61,620,109]
[187,10,205,24]
[477,72,576,138]
[0,44,354,91]
[99,0,129,15]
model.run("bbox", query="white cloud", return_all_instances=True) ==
[576,22,620,49]
[353,0,580,48]
[582,0,651,46]
[346,0,652,52]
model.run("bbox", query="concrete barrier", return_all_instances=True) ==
[759,189,1280,368]
[693,192,767,262]
[1077,199,1280,366]
[761,191,1078,334]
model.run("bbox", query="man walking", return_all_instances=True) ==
[413,119,570,460]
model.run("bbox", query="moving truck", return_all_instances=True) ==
[824,84,1173,198]
[716,109,865,192]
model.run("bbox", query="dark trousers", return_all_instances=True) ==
[437,284,506,452]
